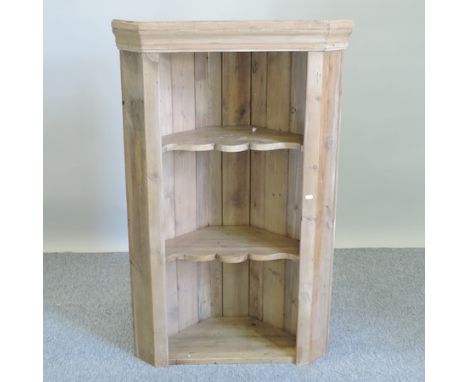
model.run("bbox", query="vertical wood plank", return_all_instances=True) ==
[170,53,198,330]
[120,51,168,366]
[250,51,267,229]
[222,262,249,316]
[221,53,251,319]
[166,261,179,336]
[249,53,267,321]
[251,52,267,128]
[222,52,251,126]
[195,52,222,228]
[261,53,291,328]
[284,261,299,334]
[222,52,251,225]
[262,260,285,328]
[287,52,307,240]
[248,261,264,320]
[172,53,197,235]
[197,261,222,320]
[177,260,198,329]
[296,51,343,364]
[159,53,176,241]
[284,52,307,336]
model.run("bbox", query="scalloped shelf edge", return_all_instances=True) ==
[167,252,299,263]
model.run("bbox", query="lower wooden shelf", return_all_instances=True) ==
[166,225,300,263]
[169,317,296,364]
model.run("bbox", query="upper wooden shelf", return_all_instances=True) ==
[166,225,299,263]
[112,20,353,53]
[162,125,303,153]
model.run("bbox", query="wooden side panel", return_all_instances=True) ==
[222,53,251,317]
[296,51,343,364]
[170,53,198,331]
[120,51,168,366]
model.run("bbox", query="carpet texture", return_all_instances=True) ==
[44,249,424,381]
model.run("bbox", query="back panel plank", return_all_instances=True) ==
[283,52,307,335]
[195,52,223,321]
[195,52,222,228]
[222,53,251,318]
[171,53,198,331]
[223,262,249,316]
[261,52,291,328]
[287,52,307,240]
[249,52,268,321]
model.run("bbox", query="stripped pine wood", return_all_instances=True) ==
[112,20,353,52]
[172,53,197,235]
[284,261,299,334]
[197,258,223,319]
[120,51,168,366]
[166,261,179,336]
[283,52,307,336]
[221,53,251,225]
[248,261,264,320]
[159,53,175,239]
[263,260,286,328]
[296,51,343,364]
[222,262,249,316]
[251,52,267,128]
[309,51,343,360]
[170,53,198,332]
[296,51,325,365]
[162,125,303,152]
[249,52,268,322]
[176,260,198,329]
[114,20,351,367]
[195,52,222,228]
[287,52,307,240]
[261,52,291,328]
[221,52,251,319]
[169,317,296,364]
[194,52,223,324]
[159,54,178,339]
[166,225,299,263]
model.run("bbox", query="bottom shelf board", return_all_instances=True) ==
[169,317,296,365]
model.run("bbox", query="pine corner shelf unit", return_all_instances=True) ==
[112,19,353,367]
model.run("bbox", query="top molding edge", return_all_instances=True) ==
[111,20,353,53]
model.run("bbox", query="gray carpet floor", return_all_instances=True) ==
[44,249,424,382]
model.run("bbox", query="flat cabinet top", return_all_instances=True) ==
[112,20,353,53]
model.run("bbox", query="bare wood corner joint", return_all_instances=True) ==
[112,19,352,367]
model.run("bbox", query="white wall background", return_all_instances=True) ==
[44,0,424,252]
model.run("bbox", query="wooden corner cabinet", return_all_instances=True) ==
[112,20,352,366]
